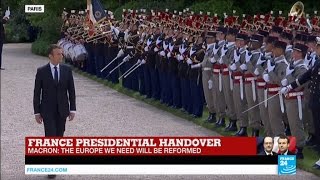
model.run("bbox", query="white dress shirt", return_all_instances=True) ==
[49,63,60,81]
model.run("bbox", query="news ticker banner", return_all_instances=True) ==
[25,137,296,175]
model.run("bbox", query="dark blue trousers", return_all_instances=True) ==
[170,72,181,108]
[189,79,204,117]
[144,65,152,98]
[181,78,192,113]
[150,68,161,100]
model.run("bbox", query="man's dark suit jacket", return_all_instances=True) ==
[279,150,296,155]
[258,151,278,156]
[33,63,76,119]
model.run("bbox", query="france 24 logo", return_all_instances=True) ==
[25,5,44,13]
[278,155,296,175]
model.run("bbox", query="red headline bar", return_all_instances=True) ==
[25,137,257,156]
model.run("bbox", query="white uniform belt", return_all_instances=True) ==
[245,77,256,81]
[213,69,220,73]
[234,76,242,80]
[222,68,228,72]
[288,91,304,97]
[257,82,266,86]
[268,87,281,92]
[203,67,212,71]
[126,46,134,49]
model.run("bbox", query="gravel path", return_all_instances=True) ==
[1,44,318,180]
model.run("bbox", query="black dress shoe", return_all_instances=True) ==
[312,164,320,169]
[285,125,291,136]
[251,129,260,137]
[225,120,237,132]
[234,127,248,136]
[47,175,56,179]
[215,118,225,127]
[296,148,304,159]
[206,113,216,123]
[306,134,317,146]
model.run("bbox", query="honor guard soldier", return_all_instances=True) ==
[281,31,293,62]
[199,31,217,122]
[254,36,278,136]
[210,26,227,127]
[281,37,320,153]
[280,43,308,159]
[168,28,182,109]
[241,34,264,136]
[230,33,249,136]
[188,32,205,117]
[263,40,288,136]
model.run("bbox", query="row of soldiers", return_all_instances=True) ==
[59,8,320,159]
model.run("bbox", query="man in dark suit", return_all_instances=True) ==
[259,136,278,156]
[33,44,76,137]
[278,135,295,155]
[33,44,76,178]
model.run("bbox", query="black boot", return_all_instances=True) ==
[251,129,260,137]
[225,120,237,132]
[296,148,304,159]
[285,124,291,136]
[215,117,225,127]
[234,127,248,136]
[206,113,216,123]
[306,134,317,146]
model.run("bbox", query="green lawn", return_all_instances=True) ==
[72,67,320,177]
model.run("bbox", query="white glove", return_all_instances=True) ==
[117,49,124,58]
[234,49,241,63]
[111,26,119,37]
[218,57,223,64]
[280,85,292,95]
[167,52,171,58]
[267,59,275,73]
[144,46,149,52]
[123,54,131,62]
[179,55,185,61]
[208,80,213,90]
[191,63,201,69]
[286,65,294,76]
[210,57,217,63]
[141,59,146,64]
[245,50,252,63]
[281,78,288,86]
[154,47,159,52]
[256,54,265,65]
[220,46,228,57]
[229,63,237,71]
[187,58,193,65]
[124,32,129,42]
[212,44,219,55]
[254,68,259,76]
[5,9,10,18]
[159,50,166,57]
[240,64,247,71]
[147,39,152,46]
[263,74,270,82]
[176,54,181,61]
[137,59,142,64]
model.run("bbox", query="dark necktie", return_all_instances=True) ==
[54,66,58,84]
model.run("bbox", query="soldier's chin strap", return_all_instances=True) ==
[242,92,279,113]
